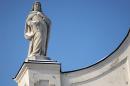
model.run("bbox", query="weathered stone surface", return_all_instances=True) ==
[14,60,61,86]
[25,1,51,60]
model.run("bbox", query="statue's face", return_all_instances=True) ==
[33,2,40,11]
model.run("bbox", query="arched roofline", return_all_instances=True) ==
[62,29,130,73]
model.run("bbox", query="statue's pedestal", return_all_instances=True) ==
[13,60,61,86]
[25,55,51,61]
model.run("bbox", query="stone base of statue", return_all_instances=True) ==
[13,59,61,86]
[25,55,51,62]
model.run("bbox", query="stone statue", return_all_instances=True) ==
[24,1,51,60]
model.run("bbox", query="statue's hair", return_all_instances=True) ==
[32,1,42,12]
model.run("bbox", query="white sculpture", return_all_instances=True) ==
[24,1,51,60]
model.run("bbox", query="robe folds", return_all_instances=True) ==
[24,11,51,57]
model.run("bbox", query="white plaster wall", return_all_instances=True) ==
[15,62,61,86]
[28,63,61,86]
[18,69,29,86]
[61,59,129,86]
[71,60,128,86]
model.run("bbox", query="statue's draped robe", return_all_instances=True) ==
[25,11,51,57]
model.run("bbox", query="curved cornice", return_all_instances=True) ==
[63,29,130,73]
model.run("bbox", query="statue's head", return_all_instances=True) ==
[32,1,42,12]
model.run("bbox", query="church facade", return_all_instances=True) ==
[13,1,130,86]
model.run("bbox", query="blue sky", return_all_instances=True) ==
[0,0,130,86]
